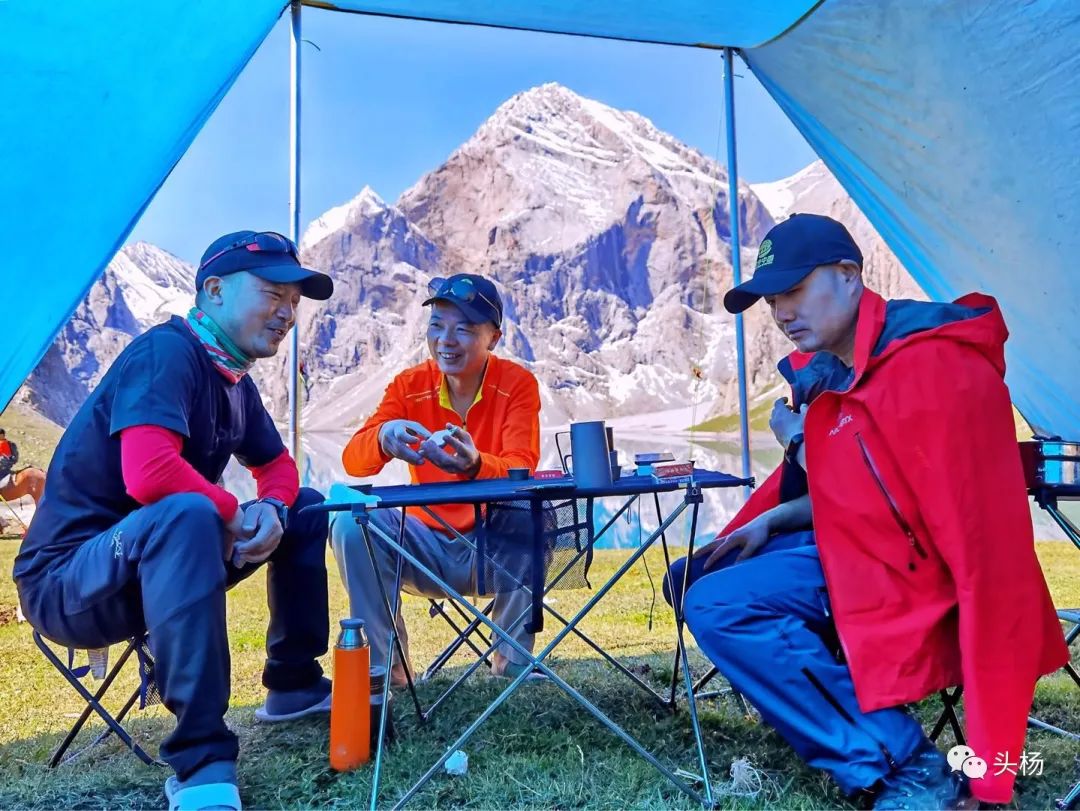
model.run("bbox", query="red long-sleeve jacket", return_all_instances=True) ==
[718,290,1068,804]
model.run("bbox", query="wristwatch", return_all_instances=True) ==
[785,432,805,465]
[257,497,289,531]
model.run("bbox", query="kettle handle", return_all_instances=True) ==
[554,431,571,475]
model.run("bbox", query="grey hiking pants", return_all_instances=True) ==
[330,508,534,675]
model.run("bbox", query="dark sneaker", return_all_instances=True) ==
[873,742,976,810]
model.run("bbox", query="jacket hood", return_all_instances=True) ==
[779,290,1007,406]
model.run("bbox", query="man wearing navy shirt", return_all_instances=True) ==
[15,231,334,810]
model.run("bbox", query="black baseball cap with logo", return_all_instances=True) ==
[196,230,334,300]
[723,213,862,314]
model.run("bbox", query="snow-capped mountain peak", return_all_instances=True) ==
[751,160,837,221]
[109,243,193,326]
[480,83,720,184]
[25,89,921,437]
[19,243,194,424]
[751,160,925,302]
[301,185,390,251]
[398,82,771,269]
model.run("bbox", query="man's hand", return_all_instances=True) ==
[230,501,284,567]
[223,505,251,562]
[694,516,772,569]
[770,397,808,450]
[379,420,432,465]
[418,424,481,477]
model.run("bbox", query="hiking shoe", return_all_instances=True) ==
[873,741,975,809]
[254,676,331,723]
[492,659,549,682]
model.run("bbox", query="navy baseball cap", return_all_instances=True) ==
[423,274,504,329]
[196,231,334,300]
[723,214,862,314]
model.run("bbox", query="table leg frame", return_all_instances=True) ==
[359,494,715,808]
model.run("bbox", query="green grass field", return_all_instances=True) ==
[690,401,776,435]
[0,543,1076,810]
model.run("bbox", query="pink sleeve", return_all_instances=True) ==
[120,425,238,520]
[247,449,300,506]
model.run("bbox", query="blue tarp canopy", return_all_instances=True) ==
[2,0,1078,436]
[303,0,821,48]
[1,0,283,419]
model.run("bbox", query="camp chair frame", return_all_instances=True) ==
[1059,779,1080,810]
[32,630,161,767]
[929,609,1080,748]
[420,596,497,682]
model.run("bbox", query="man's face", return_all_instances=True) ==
[206,271,302,359]
[426,301,499,377]
[764,263,863,356]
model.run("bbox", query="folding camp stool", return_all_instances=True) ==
[928,608,1080,747]
[420,596,496,682]
[1045,609,1080,811]
[686,665,755,715]
[32,630,162,767]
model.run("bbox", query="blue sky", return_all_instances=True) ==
[130,8,817,266]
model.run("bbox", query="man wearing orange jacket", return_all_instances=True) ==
[332,274,541,684]
[666,214,1068,809]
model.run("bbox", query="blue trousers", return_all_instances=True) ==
[665,531,928,794]
[16,489,330,780]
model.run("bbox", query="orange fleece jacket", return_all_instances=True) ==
[342,355,541,532]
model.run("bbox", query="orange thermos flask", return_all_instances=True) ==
[330,618,371,771]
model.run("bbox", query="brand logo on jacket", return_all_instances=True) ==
[828,413,853,437]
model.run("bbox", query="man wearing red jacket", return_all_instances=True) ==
[667,214,1068,808]
[15,231,335,811]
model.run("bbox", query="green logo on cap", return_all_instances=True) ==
[756,239,774,270]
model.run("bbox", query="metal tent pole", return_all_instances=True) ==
[723,47,752,492]
[288,0,302,463]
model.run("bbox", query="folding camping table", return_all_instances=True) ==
[313,466,751,809]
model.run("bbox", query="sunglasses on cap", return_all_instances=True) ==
[199,231,299,273]
[426,276,502,326]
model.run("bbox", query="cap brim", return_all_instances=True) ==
[248,264,334,300]
[421,295,496,326]
[722,265,817,314]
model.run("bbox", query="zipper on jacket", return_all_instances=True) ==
[802,666,899,771]
[855,432,928,569]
